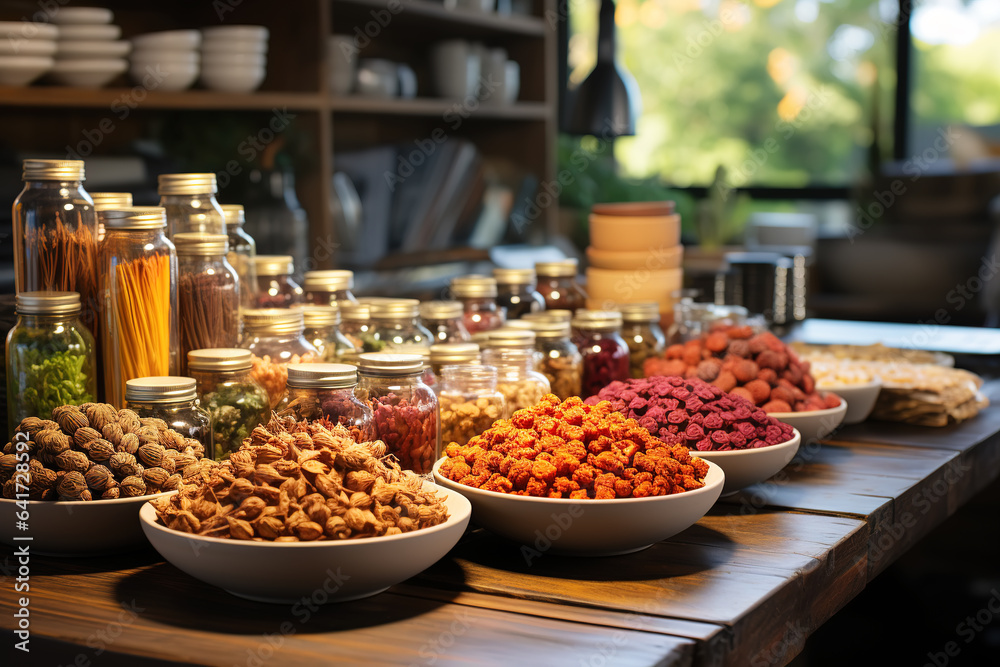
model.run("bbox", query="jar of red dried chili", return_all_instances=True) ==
[572,310,630,398]
[450,274,504,335]
[356,352,439,473]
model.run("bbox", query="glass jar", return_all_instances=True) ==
[253,255,304,308]
[339,302,379,352]
[420,301,470,343]
[523,309,573,324]
[535,259,587,312]
[619,303,667,379]
[276,363,375,441]
[222,204,257,310]
[90,191,132,243]
[302,305,356,362]
[572,310,630,398]
[187,348,270,460]
[240,308,319,409]
[528,319,582,401]
[493,267,545,320]
[12,160,100,365]
[369,299,435,354]
[481,348,550,418]
[438,365,504,448]
[669,301,749,343]
[303,270,357,305]
[158,173,226,236]
[125,376,212,458]
[428,342,480,379]
[174,233,240,374]
[481,328,537,356]
[450,274,504,334]
[101,207,179,408]
[6,292,97,436]
[356,353,438,473]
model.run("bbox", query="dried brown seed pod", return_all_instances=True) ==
[109,452,143,478]
[101,422,124,447]
[120,475,147,497]
[140,417,168,432]
[158,429,185,449]
[3,478,18,499]
[136,443,166,468]
[102,487,121,499]
[84,465,115,491]
[35,429,71,455]
[234,495,266,520]
[255,516,284,539]
[159,456,176,474]
[295,521,324,541]
[161,474,182,491]
[0,454,18,476]
[168,510,200,533]
[54,407,89,434]
[137,425,160,446]
[85,404,118,432]
[117,409,141,434]
[227,516,255,540]
[88,439,115,463]
[15,416,46,436]
[56,449,91,474]
[142,466,170,488]
[73,426,101,450]
[116,432,140,455]
[57,470,89,499]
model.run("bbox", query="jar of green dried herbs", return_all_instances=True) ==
[5,291,97,436]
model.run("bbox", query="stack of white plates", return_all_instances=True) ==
[200,25,268,93]
[49,7,127,87]
[0,21,57,86]
[129,30,200,91]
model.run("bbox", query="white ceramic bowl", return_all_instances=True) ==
[202,52,266,67]
[0,492,173,557]
[201,25,269,42]
[0,55,53,85]
[0,39,57,56]
[131,50,200,66]
[817,379,882,425]
[139,482,471,604]
[57,39,130,58]
[50,7,114,24]
[694,428,800,495]
[769,398,847,444]
[432,458,724,556]
[201,39,269,55]
[48,57,126,87]
[129,61,198,91]
[131,30,201,51]
[56,24,121,41]
[0,21,59,41]
[199,64,265,92]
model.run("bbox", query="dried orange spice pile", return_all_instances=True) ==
[439,394,709,499]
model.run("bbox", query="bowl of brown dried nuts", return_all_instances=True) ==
[1,404,211,556]
[140,416,471,604]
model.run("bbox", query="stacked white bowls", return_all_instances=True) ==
[0,21,57,85]
[200,25,268,93]
[129,30,201,91]
[47,8,127,87]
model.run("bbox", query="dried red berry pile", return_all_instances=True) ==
[586,377,796,451]
[438,395,709,499]
[642,326,841,413]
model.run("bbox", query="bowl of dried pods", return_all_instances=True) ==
[0,404,211,556]
[140,415,471,604]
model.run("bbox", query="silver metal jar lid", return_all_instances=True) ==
[125,376,197,403]
[158,173,218,196]
[242,308,305,335]
[102,206,167,230]
[253,255,295,276]
[535,259,578,277]
[286,363,357,389]
[493,267,536,285]
[303,270,354,292]
[22,159,85,182]
[220,204,245,226]
[451,274,498,298]
[187,348,253,372]
[90,192,133,210]
[420,300,464,320]
[358,352,424,375]
[173,233,228,255]
[15,291,81,316]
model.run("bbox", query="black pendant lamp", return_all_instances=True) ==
[564,0,641,137]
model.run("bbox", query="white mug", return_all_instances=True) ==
[328,34,357,95]
[479,47,507,105]
[503,59,520,104]
[430,39,479,100]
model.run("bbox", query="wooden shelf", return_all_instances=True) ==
[334,0,548,37]
[329,96,550,119]
[0,86,324,111]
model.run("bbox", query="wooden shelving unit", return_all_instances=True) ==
[0,0,558,266]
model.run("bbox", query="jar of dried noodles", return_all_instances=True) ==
[240,308,319,408]
[100,207,179,408]
[158,173,226,236]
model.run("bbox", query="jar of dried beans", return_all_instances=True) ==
[222,204,257,311]
[356,353,439,473]
[277,363,375,441]
[481,347,550,418]
[240,308,319,408]
[493,267,545,320]
[572,310,630,398]
[535,259,587,312]
[100,207,179,408]
[125,376,212,457]
[187,348,269,460]
[303,269,357,306]
[253,255,304,308]
[619,303,666,379]
[368,298,435,354]
[420,300,471,343]
[174,233,240,374]
[427,342,481,389]
[525,318,582,400]
[450,275,504,334]
[438,364,504,448]
[302,304,356,362]
[158,173,226,236]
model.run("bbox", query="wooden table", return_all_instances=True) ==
[4,382,999,667]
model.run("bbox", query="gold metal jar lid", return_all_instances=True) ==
[339,302,370,321]
[619,302,661,323]
[572,309,623,331]
[301,305,341,328]
[242,308,305,335]
[482,328,536,349]
[511,318,570,339]
[535,259,578,277]
[451,274,498,298]
[368,298,420,320]
[220,204,245,227]
[286,363,357,389]
[173,233,228,256]
[303,270,354,292]
[419,300,464,320]
[523,309,573,323]
[253,255,294,276]
[22,159,85,182]
[187,348,253,372]
[429,342,480,364]
[102,206,167,230]
[493,267,536,285]
[358,352,424,375]
[90,192,133,210]
[125,376,197,403]
[15,291,81,316]
[158,173,218,196]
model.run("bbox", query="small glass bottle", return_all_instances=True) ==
[187,348,270,460]
[158,173,226,236]
[125,376,212,457]
[240,308,319,409]
[101,207,179,408]
[450,274,504,334]
[174,233,240,373]
[356,353,439,473]
[420,301,471,343]
[277,363,375,441]
[493,267,545,320]
[527,318,582,401]
[339,301,378,352]
[302,305,356,362]
[253,255,304,308]
[535,259,587,312]
[369,299,435,354]
[438,365,505,448]
[481,348,551,418]
[619,303,667,379]
[572,310,630,398]
[222,204,257,310]
[303,270,357,306]
[6,292,97,436]
[90,191,132,243]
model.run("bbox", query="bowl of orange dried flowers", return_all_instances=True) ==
[433,395,724,556]
[141,415,470,603]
